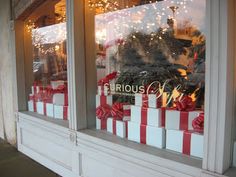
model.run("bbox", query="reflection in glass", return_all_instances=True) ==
[94,0,206,158]
[26,0,69,121]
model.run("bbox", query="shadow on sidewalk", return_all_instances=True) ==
[0,139,60,177]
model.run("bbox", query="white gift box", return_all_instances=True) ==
[46,103,54,117]
[96,95,112,107]
[53,93,68,106]
[98,85,109,96]
[107,118,127,138]
[36,102,45,115]
[135,93,162,108]
[165,110,202,130]
[51,80,65,89]
[131,105,163,127]
[54,105,68,120]
[166,130,204,158]
[28,100,36,112]
[128,121,165,149]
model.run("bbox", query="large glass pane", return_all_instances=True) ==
[91,0,206,158]
[25,0,69,122]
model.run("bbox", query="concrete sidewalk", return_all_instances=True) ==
[0,139,60,177]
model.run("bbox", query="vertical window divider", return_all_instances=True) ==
[203,0,235,174]
[66,0,87,130]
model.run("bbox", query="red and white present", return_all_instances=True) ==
[96,95,112,107]
[111,103,131,121]
[166,130,203,158]
[131,105,165,127]
[53,93,68,106]
[36,102,54,117]
[128,121,165,148]
[135,93,162,108]
[96,117,107,130]
[54,105,69,120]
[51,80,65,89]
[28,100,36,112]
[98,85,110,96]
[165,110,203,130]
[107,118,128,138]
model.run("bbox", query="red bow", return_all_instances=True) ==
[98,72,117,86]
[192,113,204,133]
[96,104,112,120]
[111,102,125,120]
[174,96,196,111]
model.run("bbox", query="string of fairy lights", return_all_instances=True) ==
[95,0,195,44]
[25,0,195,53]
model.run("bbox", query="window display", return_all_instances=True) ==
[25,0,69,121]
[92,0,206,158]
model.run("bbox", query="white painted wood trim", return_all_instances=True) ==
[66,0,87,130]
[203,0,235,174]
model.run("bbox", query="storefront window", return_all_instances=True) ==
[26,0,69,121]
[92,0,206,158]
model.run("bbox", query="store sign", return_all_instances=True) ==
[106,80,185,106]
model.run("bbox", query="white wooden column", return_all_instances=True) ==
[66,0,87,130]
[203,0,235,174]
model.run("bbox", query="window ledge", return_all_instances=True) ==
[77,129,203,177]
[18,111,69,129]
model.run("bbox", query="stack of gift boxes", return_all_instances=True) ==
[128,93,165,149]
[96,83,131,138]
[96,87,205,158]
[28,81,69,121]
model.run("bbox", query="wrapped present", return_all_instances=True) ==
[51,80,65,89]
[96,104,111,130]
[165,110,203,130]
[28,100,36,112]
[128,121,165,148]
[166,130,203,158]
[54,105,69,120]
[36,102,55,117]
[131,105,165,127]
[111,103,131,121]
[46,103,54,117]
[107,118,128,138]
[135,93,162,108]
[96,95,112,107]
[53,93,68,106]
[98,85,109,96]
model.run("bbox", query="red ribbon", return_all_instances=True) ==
[174,96,196,111]
[98,72,117,86]
[141,107,148,125]
[99,95,108,106]
[140,124,147,144]
[180,111,189,130]
[112,119,117,135]
[96,104,112,120]
[111,103,130,121]
[192,113,204,133]
[142,94,149,107]
[183,131,192,155]
[161,107,166,127]
[63,106,68,120]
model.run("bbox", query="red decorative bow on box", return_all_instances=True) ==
[98,72,117,86]
[192,112,204,133]
[96,104,112,120]
[111,103,124,120]
[174,96,196,111]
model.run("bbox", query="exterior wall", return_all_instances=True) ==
[0,0,17,144]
